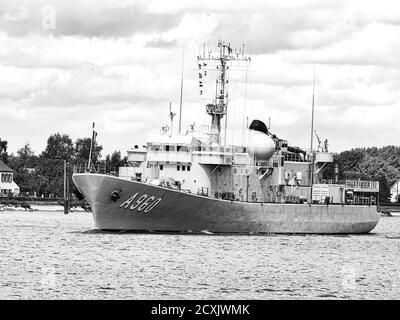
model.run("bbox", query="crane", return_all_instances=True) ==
[314,130,323,152]
[314,130,329,152]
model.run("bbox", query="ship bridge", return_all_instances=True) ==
[146,135,194,164]
[193,145,234,165]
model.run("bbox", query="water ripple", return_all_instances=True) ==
[1,211,400,299]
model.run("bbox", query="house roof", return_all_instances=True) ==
[390,180,400,190]
[0,160,13,172]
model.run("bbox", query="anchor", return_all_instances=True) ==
[110,189,122,202]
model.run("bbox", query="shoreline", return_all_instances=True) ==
[0,201,90,212]
[0,205,89,212]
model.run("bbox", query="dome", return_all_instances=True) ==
[247,130,276,161]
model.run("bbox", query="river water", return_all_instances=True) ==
[0,210,399,299]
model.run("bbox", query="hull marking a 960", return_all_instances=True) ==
[119,192,162,213]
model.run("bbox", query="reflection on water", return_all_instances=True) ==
[0,210,399,299]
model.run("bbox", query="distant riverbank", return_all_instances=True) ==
[378,204,400,217]
[0,204,88,212]
[0,199,90,212]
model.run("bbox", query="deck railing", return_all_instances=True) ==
[345,180,379,191]
[317,179,379,191]
[353,196,377,205]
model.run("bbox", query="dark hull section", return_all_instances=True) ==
[72,174,380,234]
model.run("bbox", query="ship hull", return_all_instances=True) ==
[72,173,380,234]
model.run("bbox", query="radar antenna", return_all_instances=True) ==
[197,40,250,145]
[169,102,176,137]
[160,125,169,135]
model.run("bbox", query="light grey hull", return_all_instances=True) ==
[72,173,380,234]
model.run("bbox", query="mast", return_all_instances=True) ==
[178,49,184,134]
[63,159,68,214]
[310,69,316,199]
[197,40,250,145]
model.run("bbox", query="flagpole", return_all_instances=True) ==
[310,68,316,202]
[178,49,184,134]
[87,122,95,172]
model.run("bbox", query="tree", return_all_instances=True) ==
[333,146,400,202]
[6,143,41,195]
[0,138,8,163]
[74,137,103,169]
[35,133,75,197]
[41,133,74,162]
[335,149,365,179]
[106,151,127,174]
[17,143,39,168]
[105,154,111,173]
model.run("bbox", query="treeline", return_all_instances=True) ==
[2,136,399,201]
[324,146,400,201]
[0,133,127,198]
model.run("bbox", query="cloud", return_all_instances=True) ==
[207,1,353,54]
[0,1,182,38]
[286,22,400,67]
[145,38,177,49]
[0,0,400,156]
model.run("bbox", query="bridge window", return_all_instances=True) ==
[182,166,186,171]
[159,165,163,170]
[187,166,191,171]
[148,145,161,151]
[177,165,180,171]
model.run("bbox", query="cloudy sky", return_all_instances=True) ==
[1,0,400,157]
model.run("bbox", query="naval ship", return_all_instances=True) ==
[73,41,380,234]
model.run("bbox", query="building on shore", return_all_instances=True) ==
[0,160,20,196]
[390,180,400,203]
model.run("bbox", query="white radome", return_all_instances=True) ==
[247,130,276,161]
